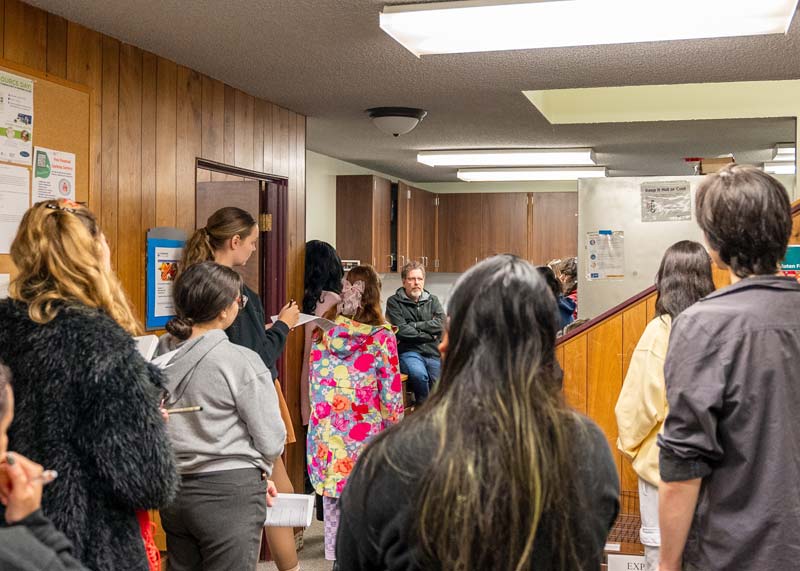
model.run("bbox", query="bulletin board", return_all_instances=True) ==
[0,58,91,279]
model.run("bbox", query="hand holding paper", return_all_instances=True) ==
[270,312,336,331]
[264,493,314,528]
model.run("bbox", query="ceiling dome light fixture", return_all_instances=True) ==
[367,107,427,137]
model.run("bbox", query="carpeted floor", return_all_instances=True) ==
[258,513,332,571]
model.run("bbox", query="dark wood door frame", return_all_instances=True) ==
[196,158,290,381]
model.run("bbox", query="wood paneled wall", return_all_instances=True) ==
[557,202,800,500]
[1,0,308,486]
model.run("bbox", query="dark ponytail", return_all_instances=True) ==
[166,261,242,340]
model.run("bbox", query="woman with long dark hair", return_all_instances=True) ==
[615,240,715,571]
[337,255,619,570]
[300,240,344,426]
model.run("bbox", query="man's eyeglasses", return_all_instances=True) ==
[237,295,248,310]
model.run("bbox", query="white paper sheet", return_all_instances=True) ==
[264,493,315,528]
[0,274,9,299]
[134,335,160,361]
[0,163,30,254]
[586,230,625,281]
[270,312,336,330]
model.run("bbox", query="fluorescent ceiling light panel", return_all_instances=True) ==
[773,143,796,161]
[457,167,607,181]
[418,148,596,167]
[764,161,796,175]
[380,0,799,56]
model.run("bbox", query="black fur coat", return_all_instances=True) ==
[0,299,179,571]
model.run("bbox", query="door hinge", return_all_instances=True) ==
[407,190,411,199]
[434,196,440,206]
[259,213,273,232]
[434,259,440,268]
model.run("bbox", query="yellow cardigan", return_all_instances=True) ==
[615,315,671,487]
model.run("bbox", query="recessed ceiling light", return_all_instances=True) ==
[457,166,607,181]
[418,148,596,167]
[380,0,799,56]
[764,161,796,175]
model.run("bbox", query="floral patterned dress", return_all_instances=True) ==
[307,316,404,498]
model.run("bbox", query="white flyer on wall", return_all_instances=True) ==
[641,180,691,222]
[586,230,624,280]
[33,147,75,202]
[0,70,33,165]
[0,163,30,254]
[154,246,182,317]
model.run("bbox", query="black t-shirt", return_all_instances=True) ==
[337,413,619,570]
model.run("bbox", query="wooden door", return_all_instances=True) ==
[371,177,392,272]
[480,193,528,259]
[336,175,374,266]
[437,193,482,272]
[528,192,579,265]
[196,180,261,292]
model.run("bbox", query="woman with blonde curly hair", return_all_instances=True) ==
[0,199,178,571]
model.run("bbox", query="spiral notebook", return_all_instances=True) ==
[264,493,315,528]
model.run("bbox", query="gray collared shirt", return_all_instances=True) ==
[658,275,800,570]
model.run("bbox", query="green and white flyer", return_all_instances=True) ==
[33,147,75,202]
[0,70,33,165]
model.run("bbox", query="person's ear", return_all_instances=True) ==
[438,330,449,358]
[230,234,242,249]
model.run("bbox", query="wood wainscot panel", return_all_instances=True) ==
[587,315,623,475]
[562,336,587,414]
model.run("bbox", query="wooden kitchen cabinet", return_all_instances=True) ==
[397,183,437,272]
[335,175,393,272]
[437,192,482,272]
[528,192,578,265]
[480,193,529,259]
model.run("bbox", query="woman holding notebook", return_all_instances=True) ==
[156,261,286,571]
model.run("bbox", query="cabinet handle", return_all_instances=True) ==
[387,254,394,271]
[475,257,478,265]
[399,255,405,269]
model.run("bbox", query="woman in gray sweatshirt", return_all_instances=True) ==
[155,261,286,571]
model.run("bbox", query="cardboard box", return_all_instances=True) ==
[699,156,735,174]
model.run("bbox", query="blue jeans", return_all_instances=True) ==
[399,351,441,404]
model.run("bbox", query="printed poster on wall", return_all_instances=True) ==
[0,163,30,254]
[781,245,800,282]
[586,230,625,280]
[33,147,75,202]
[640,180,691,222]
[146,236,185,330]
[0,70,33,165]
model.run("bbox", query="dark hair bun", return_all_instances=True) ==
[165,316,194,341]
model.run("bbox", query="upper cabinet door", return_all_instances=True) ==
[528,192,578,265]
[437,193,482,272]
[336,175,375,266]
[480,193,529,260]
[371,177,393,272]
[407,187,436,270]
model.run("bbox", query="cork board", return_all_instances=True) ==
[0,58,90,278]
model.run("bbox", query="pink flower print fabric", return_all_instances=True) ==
[306,316,404,498]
